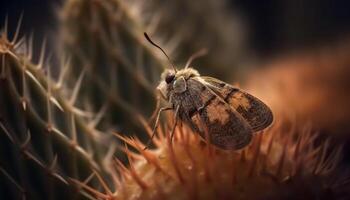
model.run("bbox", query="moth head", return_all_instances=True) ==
[144,32,207,99]
[162,69,176,84]
[158,68,200,98]
[157,69,176,99]
[160,68,199,83]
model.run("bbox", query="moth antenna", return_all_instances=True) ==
[144,32,177,72]
[185,48,208,69]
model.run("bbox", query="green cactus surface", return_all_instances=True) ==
[61,0,166,139]
[0,28,111,199]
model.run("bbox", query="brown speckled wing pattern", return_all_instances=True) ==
[170,79,253,150]
[201,76,273,132]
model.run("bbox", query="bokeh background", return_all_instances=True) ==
[2,0,350,57]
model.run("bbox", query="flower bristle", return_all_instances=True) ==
[76,117,348,200]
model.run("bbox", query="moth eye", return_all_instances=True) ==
[165,74,175,84]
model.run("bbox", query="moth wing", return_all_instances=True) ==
[200,76,273,132]
[184,79,253,150]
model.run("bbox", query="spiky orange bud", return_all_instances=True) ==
[77,118,348,200]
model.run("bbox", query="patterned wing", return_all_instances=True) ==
[200,76,273,132]
[174,79,253,150]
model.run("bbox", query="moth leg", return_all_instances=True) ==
[144,106,172,150]
[148,93,161,124]
[170,105,180,143]
[197,104,205,112]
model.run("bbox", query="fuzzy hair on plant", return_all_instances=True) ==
[72,115,349,200]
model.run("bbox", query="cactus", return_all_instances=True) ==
[0,26,111,199]
[61,0,166,139]
[74,118,349,200]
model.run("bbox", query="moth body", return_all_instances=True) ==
[144,32,272,150]
[156,67,273,150]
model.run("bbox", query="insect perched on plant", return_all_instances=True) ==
[144,33,273,150]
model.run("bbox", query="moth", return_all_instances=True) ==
[144,33,273,150]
